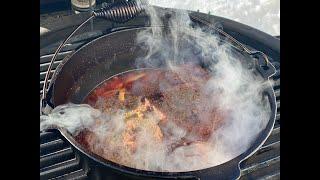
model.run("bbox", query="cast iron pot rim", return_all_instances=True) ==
[51,26,268,105]
[49,27,277,179]
[53,87,276,179]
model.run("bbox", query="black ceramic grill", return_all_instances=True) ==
[40,6,279,179]
[40,130,89,179]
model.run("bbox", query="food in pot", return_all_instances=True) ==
[76,64,227,171]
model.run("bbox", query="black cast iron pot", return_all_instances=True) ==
[42,26,277,180]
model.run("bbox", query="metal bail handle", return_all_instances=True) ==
[249,51,276,79]
[40,15,95,115]
[41,7,276,115]
[40,0,147,115]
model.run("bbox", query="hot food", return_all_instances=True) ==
[75,64,227,171]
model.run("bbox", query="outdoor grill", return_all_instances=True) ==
[40,3,280,179]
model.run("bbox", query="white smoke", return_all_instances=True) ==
[147,0,280,36]
[40,104,101,135]
[40,1,272,172]
[133,3,272,170]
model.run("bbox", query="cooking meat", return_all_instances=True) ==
[79,64,226,169]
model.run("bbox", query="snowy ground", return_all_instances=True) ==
[148,0,280,36]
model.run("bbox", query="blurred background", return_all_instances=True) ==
[148,0,280,36]
[40,0,280,36]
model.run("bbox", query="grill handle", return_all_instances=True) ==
[93,0,147,23]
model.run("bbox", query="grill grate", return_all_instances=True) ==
[40,31,280,180]
[40,131,89,180]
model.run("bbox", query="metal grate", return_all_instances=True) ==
[40,41,89,180]
[40,30,280,180]
[40,130,89,180]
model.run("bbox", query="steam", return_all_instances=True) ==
[135,3,272,169]
[40,104,101,135]
[147,0,280,36]
[40,1,272,172]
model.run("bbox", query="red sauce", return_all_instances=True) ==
[76,64,227,167]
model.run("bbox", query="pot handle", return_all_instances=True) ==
[40,15,95,115]
[189,14,277,79]
[249,50,277,79]
[40,1,147,115]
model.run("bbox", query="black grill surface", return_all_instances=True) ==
[40,13,280,180]
[40,131,89,179]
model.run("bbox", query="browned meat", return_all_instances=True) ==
[79,64,226,168]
